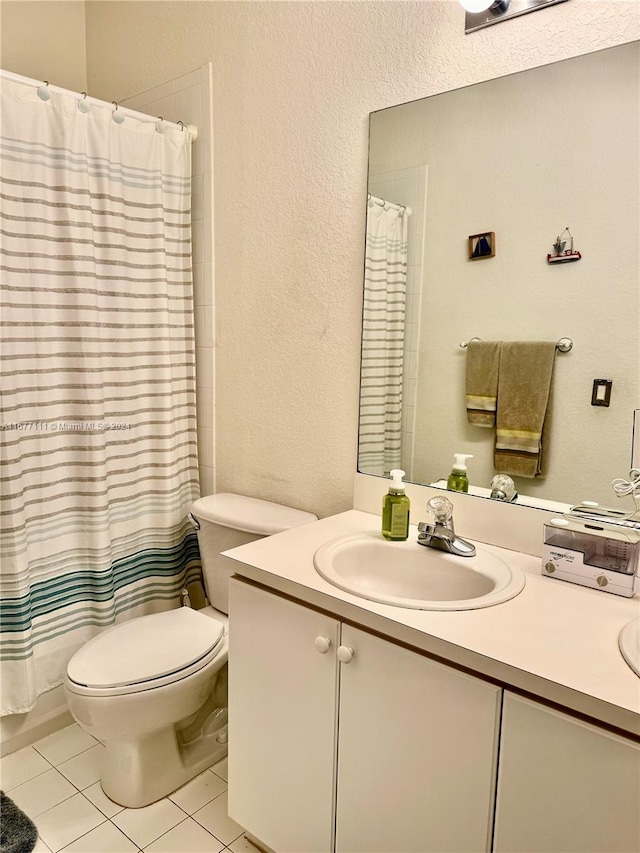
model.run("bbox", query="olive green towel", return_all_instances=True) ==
[465,341,501,427]
[0,791,38,853]
[494,342,556,478]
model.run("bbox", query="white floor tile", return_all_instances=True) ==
[35,792,106,852]
[62,820,139,853]
[57,744,104,790]
[82,781,125,818]
[211,758,228,782]
[32,724,99,767]
[112,798,185,848]
[34,838,53,853]
[192,792,243,846]
[168,770,226,814]
[9,768,77,819]
[1,745,52,790]
[144,816,224,853]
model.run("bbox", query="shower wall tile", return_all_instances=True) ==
[122,64,215,496]
[202,263,213,306]
[174,68,202,92]
[192,174,205,221]
[175,85,203,128]
[147,94,176,122]
[196,346,213,390]
[199,467,215,497]
[198,428,214,470]
[192,263,205,307]
[139,79,175,105]
[197,389,214,430]
[192,220,204,264]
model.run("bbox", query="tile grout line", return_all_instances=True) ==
[3,733,237,853]
[57,782,235,852]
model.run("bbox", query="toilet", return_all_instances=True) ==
[64,493,317,808]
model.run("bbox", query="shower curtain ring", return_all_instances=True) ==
[78,92,90,113]
[156,117,165,134]
[37,81,51,101]
[111,101,125,124]
[178,121,185,131]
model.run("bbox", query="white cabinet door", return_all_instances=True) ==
[494,692,640,853]
[228,579,340,853]
[336,625,502,853]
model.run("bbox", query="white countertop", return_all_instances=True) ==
[224,510,640,737]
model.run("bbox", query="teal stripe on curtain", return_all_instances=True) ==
[1,532,202,630]
[0,74,202,714]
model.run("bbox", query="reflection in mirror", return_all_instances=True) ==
[358,42,639,510]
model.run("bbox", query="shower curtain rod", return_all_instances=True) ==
[0,69,198,139]
[367,192,411,216]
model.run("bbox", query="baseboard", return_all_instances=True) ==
[0,685,73,757]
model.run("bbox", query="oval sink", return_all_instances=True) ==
[313,532,525,611]
[619,618,640,677]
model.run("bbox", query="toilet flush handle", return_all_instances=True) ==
[314,636,332,654]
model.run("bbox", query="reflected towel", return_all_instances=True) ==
[466,341,501,427]
[494,342,556,478]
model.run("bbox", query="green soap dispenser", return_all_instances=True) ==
[447,453,473,493]
[382,469,410,541]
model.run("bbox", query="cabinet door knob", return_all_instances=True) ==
[337,645,354,664]
[314,636,332,654]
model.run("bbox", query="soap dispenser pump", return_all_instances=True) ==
[382,469,410,541]
[447,453,473,493]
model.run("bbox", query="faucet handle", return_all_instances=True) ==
[428,495,454,525]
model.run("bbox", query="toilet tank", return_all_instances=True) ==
[190,493,317,614]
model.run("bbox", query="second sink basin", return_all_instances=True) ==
[313,531,525,611]
[619,617,640,677]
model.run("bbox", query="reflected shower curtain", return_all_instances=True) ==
[0,76,201,713]
[358,197,408,476]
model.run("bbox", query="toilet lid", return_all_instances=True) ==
[67,608,224,689]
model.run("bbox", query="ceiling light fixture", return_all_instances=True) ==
[462,0,568,33]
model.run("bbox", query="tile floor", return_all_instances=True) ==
[1,723,256,853]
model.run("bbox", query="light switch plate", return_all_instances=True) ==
[591,379,612,407]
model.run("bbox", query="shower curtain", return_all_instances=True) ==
[0,76,202,714]
[358,196,408,476]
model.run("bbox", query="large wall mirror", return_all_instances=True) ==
[358,41,639,511]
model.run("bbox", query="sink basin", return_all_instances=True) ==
[313,532,525,611]
[619,618,640,677]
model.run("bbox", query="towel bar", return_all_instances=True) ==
[460,337,573,352]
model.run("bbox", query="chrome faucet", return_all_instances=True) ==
[417,495,476,557]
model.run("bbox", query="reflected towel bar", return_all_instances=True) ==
[459,337,573,352]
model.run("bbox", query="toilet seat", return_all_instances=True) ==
[66,608,226,697]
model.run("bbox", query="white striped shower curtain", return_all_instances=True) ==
[0,76,201,713]
[358,197,408,476]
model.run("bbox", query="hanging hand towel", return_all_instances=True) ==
[495,342,557,478]
[466,341,502,427]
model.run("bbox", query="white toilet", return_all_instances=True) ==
[64,493,316,808]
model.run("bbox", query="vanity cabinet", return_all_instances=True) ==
[494,692,640,853]
[228,578,501,853]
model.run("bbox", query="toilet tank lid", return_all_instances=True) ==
[191,493,318,535]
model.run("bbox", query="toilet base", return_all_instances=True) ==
[102,718,229,808]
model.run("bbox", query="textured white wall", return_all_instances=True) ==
[83,0,639,518]
[0,0,87,91]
